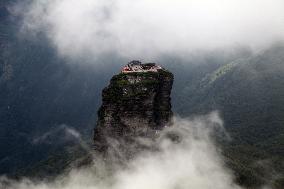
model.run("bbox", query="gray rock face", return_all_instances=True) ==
[94,68,174,156]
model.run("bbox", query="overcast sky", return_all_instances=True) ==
[20,0,284,60]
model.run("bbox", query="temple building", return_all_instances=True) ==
[121,60,162,73]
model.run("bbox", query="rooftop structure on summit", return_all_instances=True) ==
[121,60,163,73]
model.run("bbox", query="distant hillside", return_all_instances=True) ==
[175,45,284,188]
[0,0,116,175]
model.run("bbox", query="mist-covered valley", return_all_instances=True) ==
[1,0,284,188]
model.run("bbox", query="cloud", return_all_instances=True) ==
[0,112,262,189]
[31,124,93,156]
[32,124,81,144]
[17,0,284,60]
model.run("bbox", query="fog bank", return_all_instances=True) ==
[18,0,284,60]
[0,112,251,189]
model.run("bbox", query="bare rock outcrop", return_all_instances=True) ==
[94,62,174,158]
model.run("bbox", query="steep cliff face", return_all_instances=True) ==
[94,67,174,154]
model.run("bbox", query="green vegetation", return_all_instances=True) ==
[206,61,239,84]
[116,79,130,87]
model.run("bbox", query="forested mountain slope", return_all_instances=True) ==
[175,45,284,187]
